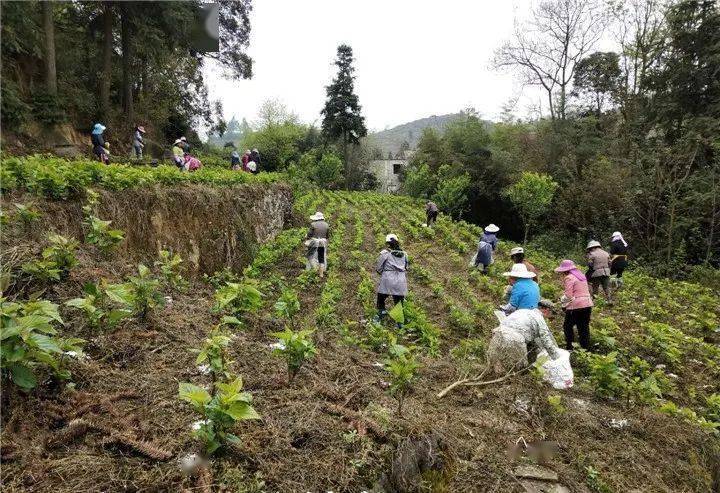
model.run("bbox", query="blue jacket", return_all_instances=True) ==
[509,278,540,309]
[481,233,498,251]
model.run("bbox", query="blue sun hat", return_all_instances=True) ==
[92,123,106,134]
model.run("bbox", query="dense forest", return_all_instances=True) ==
[403,0,720,275]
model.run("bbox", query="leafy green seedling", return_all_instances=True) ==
[271,327,316,382]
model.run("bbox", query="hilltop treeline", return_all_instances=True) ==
[1,0,251,144]
[403,0,720,274]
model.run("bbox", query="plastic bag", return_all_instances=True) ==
[537,348,574,390]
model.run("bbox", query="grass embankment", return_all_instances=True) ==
[1,167,719,491]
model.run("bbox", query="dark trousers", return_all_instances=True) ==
[317,246,325,264]
[563,307,591,350]
[426,210,438,225]
[377,293,404,311]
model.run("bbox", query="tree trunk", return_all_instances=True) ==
[121,4,134,124]
[41,1,57,96]
[523,222,530,245]
[100,2,113,121]
[342,134,350,189]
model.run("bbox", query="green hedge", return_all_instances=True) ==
[0,155,285,199]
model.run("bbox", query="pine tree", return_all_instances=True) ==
[321,44,367,185]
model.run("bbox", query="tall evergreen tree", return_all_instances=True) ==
[321,44,367,184]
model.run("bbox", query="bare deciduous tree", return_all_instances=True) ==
[494,0,607,120]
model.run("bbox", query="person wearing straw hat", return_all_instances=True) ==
[374,234,408,324]
[305,212,330,277]
[473,223,500,273]
[500,263,540,314]
[172,139,185,169]
[555,259,594,350]
[609,232,629,288]
[509,246,540,283]
[586,240,612,303]
[132,125,146,159]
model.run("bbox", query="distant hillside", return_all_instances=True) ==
[368,113,464,156]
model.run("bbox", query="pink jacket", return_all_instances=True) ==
[563,274,594,310]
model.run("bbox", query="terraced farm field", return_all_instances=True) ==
[2,164,719,492]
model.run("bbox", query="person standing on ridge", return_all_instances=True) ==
[554,259,594,350]
[133,125,145,159]
[609,231,629,288]
[250,148,261,170]
[242,150,251,171]
[425,201,439,226]
[172,139,185,169]
[305,211,330,277]
[91,123,108,163]
[473,224,499,273]
[586,240,612,303]
[375,234,409,324]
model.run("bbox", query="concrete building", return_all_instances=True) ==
[368,150,415,193]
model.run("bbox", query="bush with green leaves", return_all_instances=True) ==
[214,281,264,319]
[21,234,79,283]
[274,288,300,327]
[154,250,188,291]
[105,264,164,321]
[384,343,420,416]
[83,204,125,253]
[203,267,242,289]
[64,282,132,331]
[271,327,316,382]
[178,377,260,455]
[503,171,559,243]
[193,323,238,384]
[574,350,625,399]
[0,298,85,389]
[13,203,41,229]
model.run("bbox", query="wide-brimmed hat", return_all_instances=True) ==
[611,231,622,238]
[502,263,536,278]
[310,212,325,221]
[509,247,524,256]
[554,259,577,272]
[137,126,146,133]
[180,136,187,142]
[485,224,500,233]
[93,123,106,132]
[174,138,182,145]
[586,240,601,250]
[385,233,399,243]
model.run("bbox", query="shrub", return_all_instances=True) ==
[574,350,624,399]
[65,282,132,331]
[106,264,164,321]
[384,344,420,416]
[155,250,188,291]
[0,298,85,389]
[178,377,260,455]
[13,203,41,229]
[21,234,78,283]
[193,324,234,383]
[214,281,264,319]
[271,327,316,381]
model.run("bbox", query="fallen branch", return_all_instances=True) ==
[436,365,530,398]
[436,369,487,398]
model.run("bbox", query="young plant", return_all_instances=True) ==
[154,249,188,291]
[13,202,41,229]
[106,264,164,321]
[64,282,131,331]
[0,298,85,389]
[178,376,260,455]
[21,234,79,283]
[21,259,61,283]
[271,327,316,382]
[214,281,263,318]
[384,344,420,416]
[82,189,124,252]
[194,324,234,384]
[273,288,300,328]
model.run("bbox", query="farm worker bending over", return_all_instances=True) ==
[172,139,185,169]
[586,240,612,303]
[509,247,540,283]
[184,154,202,172]
[375,234,409,323]
[473,224,499,273]
[500,308,561,362]
[555,259,593,350]
[609,231,629,288]
[305,212,330,277]
[242,150,251,171]
[500,263,540,314]
[133,125,145,159]
[230,150,241,170]
[425,201,439,226]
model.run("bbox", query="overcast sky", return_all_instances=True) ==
[205,0,539,131]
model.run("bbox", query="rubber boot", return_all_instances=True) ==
[373,310,387,323]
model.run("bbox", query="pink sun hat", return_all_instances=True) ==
[554,259,577,272]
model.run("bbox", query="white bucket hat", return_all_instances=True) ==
[502,263,536,278]
[385,233,399,243]
[174,138,182,145]
[509,247,524,256]
[586,240,601,250]
[310,212,325,221]
[485,224,500,233]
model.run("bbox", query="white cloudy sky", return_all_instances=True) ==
[205,0,542,131]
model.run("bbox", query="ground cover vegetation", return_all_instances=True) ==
[2,163,719,490]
